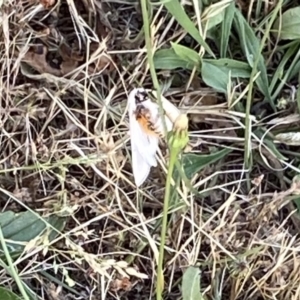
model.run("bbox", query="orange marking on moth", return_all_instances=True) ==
[136,114,158,136]
[134,104,158,137]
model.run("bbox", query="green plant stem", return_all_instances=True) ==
[140,0,168,134]
[156,148,177,300]
[0,227,30,300]
[140,0,174,295]
[140,1,189,298]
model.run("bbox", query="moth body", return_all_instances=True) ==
[128,88,179,187]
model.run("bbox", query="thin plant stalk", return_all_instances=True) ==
[140,0,171,297]
[140,0,168,135]
[156,148,177,300]
[140,1,189,299]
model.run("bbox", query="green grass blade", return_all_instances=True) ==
[201,59,251,93]
[0,287,22,300]
[220,1,235,57]
[154,48,196,70]
[203,58,251,77]
[163,0,215,57]
[271,46,300,102]
[233,8,271,103]
[171,42,200,66]
[182,148,233,179]
[269,41,299,94]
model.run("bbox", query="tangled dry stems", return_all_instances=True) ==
[0,0,300,299]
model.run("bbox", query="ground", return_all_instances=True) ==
[1,0,300,299]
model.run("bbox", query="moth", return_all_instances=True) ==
[128,87,180,187]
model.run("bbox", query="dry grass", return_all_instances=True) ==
[1,0,300,299]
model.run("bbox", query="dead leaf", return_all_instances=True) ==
[40,0,56,8]
[60,59,79,75]
[94,54,112,72]
[201,94,218,105]
[211,118,238,139]
[59,43,83,62]
[89,43,113,73]
[22,43,83,77]
[182,89,218,106]
[275,132,300,146]
[13,187,33,202]
[236,0,250,14]
[252,175,264,187]
[22,45,62,76]
[110,277,133,292]
[95,17,109,40]
[94,1,114,40]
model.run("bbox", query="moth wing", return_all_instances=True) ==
[131,145,151,187]
[152,114,174,136]
[129,115,158,186]
[151,92,181,124]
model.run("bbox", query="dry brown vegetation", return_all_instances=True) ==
[1,0,300,299]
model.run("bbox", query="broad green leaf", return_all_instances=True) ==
[233,9,271,101]
[0,210,66,254]
[202,7,225,31]
[203,58,251,77]
[220,1,235,57]
[182,266,204,300]
[201,59,251,92]
[154,49,251,93]
[0,211,15,227]
[0,287,22,300]
[273,7,300,40]
[202,0,233,32]
[154,49,196,70]
[182,148,232,179]
[163,0,215,57]
[201,60,228,93]
[171,42,200,66]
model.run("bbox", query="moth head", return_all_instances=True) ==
[128,88,147,112]
[134,89,148,105]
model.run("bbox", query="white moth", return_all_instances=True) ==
[128,87,180,187]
